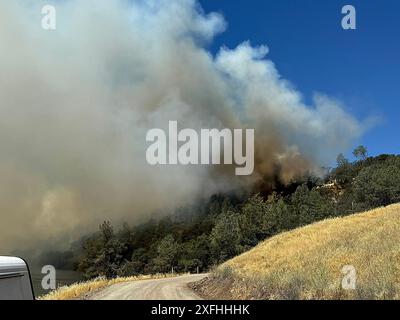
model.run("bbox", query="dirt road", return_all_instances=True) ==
[87,274,207,300]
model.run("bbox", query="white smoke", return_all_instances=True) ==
[0,0,363,252]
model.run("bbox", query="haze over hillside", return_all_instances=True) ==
[0,0,364,253]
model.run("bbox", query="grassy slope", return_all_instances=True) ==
[194,203,400,300]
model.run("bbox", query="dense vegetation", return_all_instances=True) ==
[42,148,400,279]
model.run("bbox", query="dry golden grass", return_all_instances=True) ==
[39,273,182,300]
[210,204,400,299]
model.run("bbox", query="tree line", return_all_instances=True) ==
[40,147,400,279]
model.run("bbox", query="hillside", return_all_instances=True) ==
[31,153,400,283]
[193,203,400,300]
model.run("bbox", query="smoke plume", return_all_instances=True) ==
[0,0,363,252]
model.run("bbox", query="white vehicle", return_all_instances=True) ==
[0,256,35,300]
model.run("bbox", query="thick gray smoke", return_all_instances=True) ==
[0,0,363,252]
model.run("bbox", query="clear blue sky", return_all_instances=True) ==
[200,0,399,158]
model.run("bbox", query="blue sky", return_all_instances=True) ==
[200,0,399,158]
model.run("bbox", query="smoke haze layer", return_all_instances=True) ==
[0,0,363,252]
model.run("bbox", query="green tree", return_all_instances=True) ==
[152,234,180,273]
[353,162,400,209]
[336,153,349,167]
[118,248,149,277]
[334,153,353,185]
[239,194,274,248]
[210,211,243,264]
[269,196,293,231]
[291,184,334,226]
[177,234,211,272]
[78,221,127,279]
[353,145,368,161]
